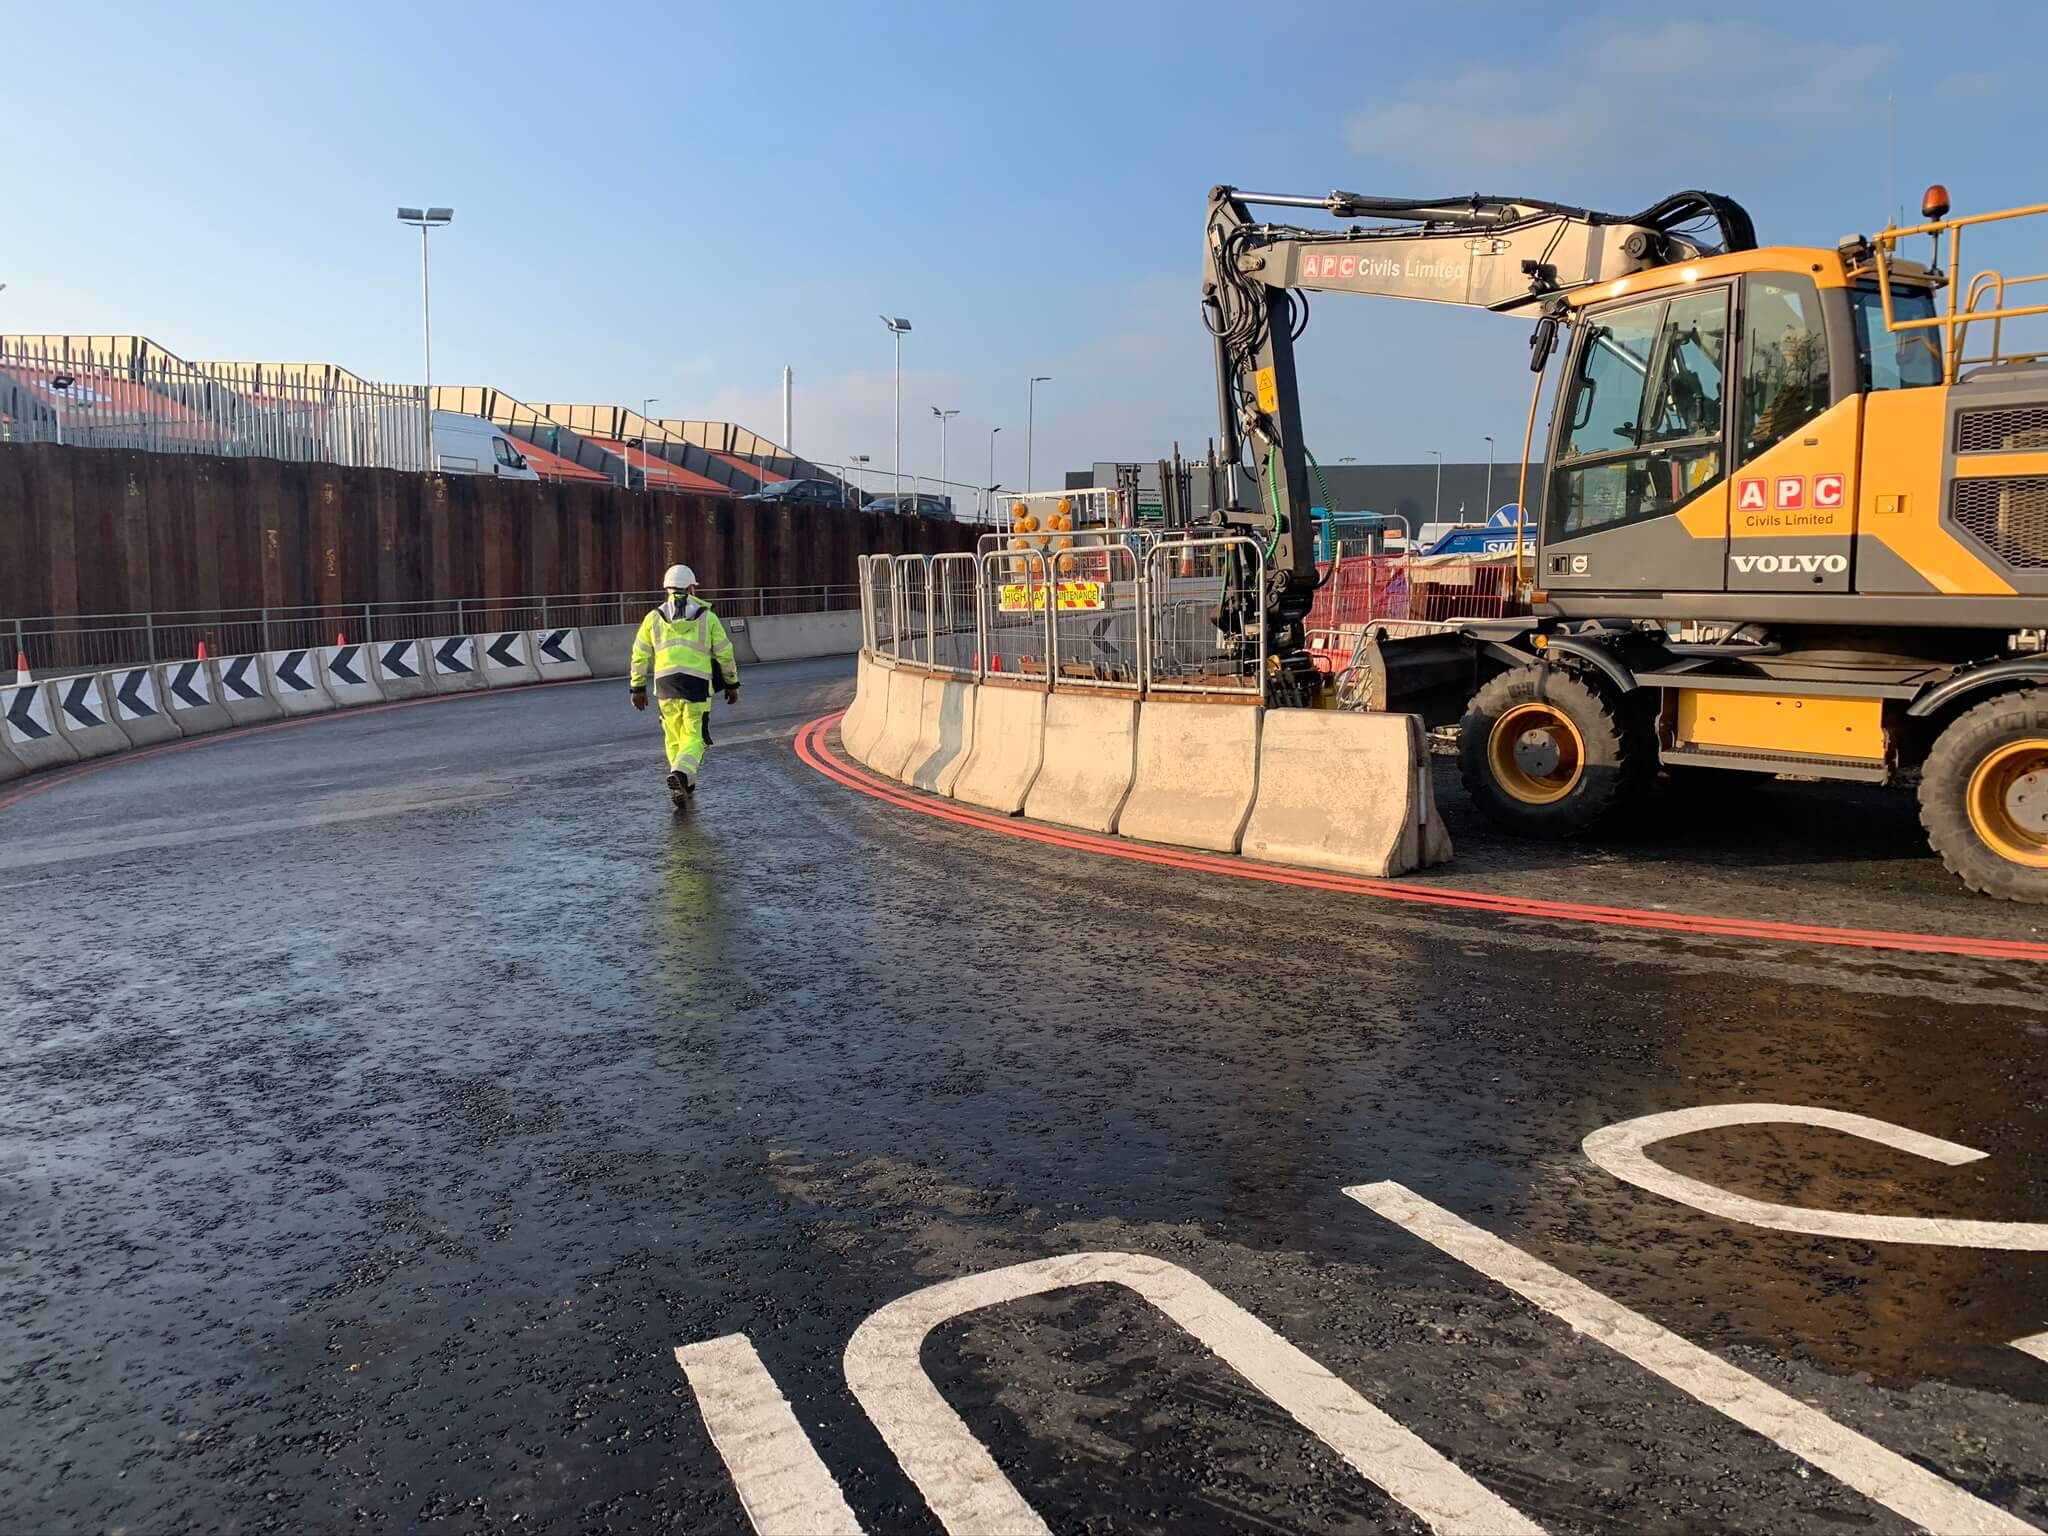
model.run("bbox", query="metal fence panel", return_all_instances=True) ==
[1048,538,1143,692]
[1144,537,1266,697]
[977,550,1051,684]
[927,553,980,678]
[894,555,933,666]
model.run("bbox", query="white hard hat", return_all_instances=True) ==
[662,563,698,591]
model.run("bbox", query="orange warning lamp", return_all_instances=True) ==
[1921,184,1951,222]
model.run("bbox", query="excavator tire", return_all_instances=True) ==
[1919,687,2048,904]
[1458,664,1650,839]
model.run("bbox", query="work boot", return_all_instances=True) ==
[667,769,691,810]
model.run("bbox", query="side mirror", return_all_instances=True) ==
[1529,316,1558,372]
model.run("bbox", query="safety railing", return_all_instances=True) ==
[1144,536,1266,696]
[926,553,981,678]
[861,557,899,660]
[6,585,861,677]
[1870,199,2048,382]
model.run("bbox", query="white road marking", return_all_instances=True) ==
[1346,1181,2039,1536]
[1581,1103,2048,1250]
[673,1334,865,1536]
[2012,1332,2048,1366]
[841,1248,1543,1536]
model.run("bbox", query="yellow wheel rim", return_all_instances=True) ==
[1488,702,1587,805]
[1966,738,2048,868]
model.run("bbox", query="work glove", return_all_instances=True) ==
[724,687,741,706]
[630,687,647,711]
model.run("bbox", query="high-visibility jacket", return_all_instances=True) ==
[630,597,739,698]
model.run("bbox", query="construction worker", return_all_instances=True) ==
[630,564,740,808]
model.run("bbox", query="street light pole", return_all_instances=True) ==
[881,316,912,499]
[987,425,1002,521]
[1026,375,1050,492]
[397,206,453,467]
[931,406,959,511]
[1426,449,1443,526]
[1483,435,1495,516]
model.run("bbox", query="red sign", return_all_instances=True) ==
[1736,478,1767,512]
[1813,473,1845,509]
[1774,475,1806,510]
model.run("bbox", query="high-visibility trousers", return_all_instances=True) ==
[658,696,711,777]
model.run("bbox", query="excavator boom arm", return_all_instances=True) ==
[1201,184,1756,628]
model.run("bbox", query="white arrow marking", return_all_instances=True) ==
[1345,1181,2038,1535]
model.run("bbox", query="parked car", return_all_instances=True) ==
[865,493,955,520]
[431,410,539,481]
[740,477,844,505]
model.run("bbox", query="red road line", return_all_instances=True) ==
[795,712,2048,964]
[0,678,594,813]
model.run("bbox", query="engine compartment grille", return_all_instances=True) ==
[1956,405,2048,453]
[1953,475,2048,568]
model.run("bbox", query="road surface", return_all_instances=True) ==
[4,657,2043,1533]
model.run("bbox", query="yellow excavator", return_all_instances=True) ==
[1201,183,2048,901]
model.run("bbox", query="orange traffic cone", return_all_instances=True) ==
[196,640,209,661]
[336,630,346,647]
[13,650,28,686]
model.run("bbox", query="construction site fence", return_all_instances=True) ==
[6,585,859,676]
[857,536,1265,698]
[0,339,431,471]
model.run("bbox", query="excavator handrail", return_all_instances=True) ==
[1870,200,2048,382]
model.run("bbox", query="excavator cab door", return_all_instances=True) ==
[1540,284,1734,593]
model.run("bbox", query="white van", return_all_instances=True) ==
[432,411,539,480]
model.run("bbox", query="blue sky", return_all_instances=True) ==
[4,0,2042,491]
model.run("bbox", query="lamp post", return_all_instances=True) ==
[1425,448,1443,525]
[1483,435,1495,517]
[881,316,911,498]
[397,206,452,466]
[930,406,959,512]
[987,425,1002,521]
[848,452,871,508]
[1026,375,1051,492]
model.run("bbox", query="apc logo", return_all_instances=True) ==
[1731,552,1849,575]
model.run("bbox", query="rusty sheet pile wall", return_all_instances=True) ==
[0,444,978,619]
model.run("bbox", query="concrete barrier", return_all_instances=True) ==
[266,648,336,716]
[0,717,25,783]
[583,623,638,681]
[478,631,541,688]
[868,664,927,780]
[840,654,891,764]
[426,635,484,692]
[718,614,763,667]
[320,644,386,707]
[371,640,435,701]
[100,667,183,746]
[159,659,233,736]
[213,654,283,725]
[1117,700,1261,853]
[952,683,1046,815]
[1023,692,1137,833]
[1242,710,1452,877]
[1,681,80,772]
[906,675,977,797]
[749,610,863,662]
[530,628,592,682]
[52,674,134,758]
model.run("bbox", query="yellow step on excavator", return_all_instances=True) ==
[1200,182,2048,901]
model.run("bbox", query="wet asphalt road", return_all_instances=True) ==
[3,656,2045,1535]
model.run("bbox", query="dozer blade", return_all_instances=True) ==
[1346,629,1477,727]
